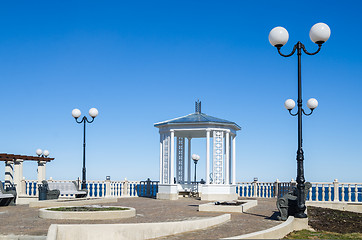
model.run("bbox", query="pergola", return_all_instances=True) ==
[0,153,54,195]
[154,101,241,200]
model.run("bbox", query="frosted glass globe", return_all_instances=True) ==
[36,149,43,156]
[89,108,99,118]
[43,150,50,157]
[284,99,296,110]
[310,23,331,44]
[72,109,81,118]
[307,98,318,109]
[192,154,199,161]
[269,27,289,47]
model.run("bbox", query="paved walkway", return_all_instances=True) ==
[0,197,280,239]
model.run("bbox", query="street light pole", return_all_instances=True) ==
[192,154,200,183]
[269,23,331,218]
[72,108,99,190]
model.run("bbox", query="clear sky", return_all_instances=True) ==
[0,1,361,183]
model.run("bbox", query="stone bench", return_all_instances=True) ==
[0,182,15,206]
[47,181,88,198]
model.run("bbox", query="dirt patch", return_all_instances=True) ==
[308,206,362,233]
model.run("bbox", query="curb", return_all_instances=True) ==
[222,216,308,239]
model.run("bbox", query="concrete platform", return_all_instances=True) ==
[199,200,257,213]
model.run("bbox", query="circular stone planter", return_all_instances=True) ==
[39,205,136,220]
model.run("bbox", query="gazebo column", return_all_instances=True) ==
[13,159,24,195]
[212,130,224,184]
[176,137,185,184]
[225,131,230,185]
[232,135,236,184]
[170,130,175,184]
[157,131,178,200]
[162,133,170,184]
[37,161,47,185]
[5,160,14,187]
[187,137,191,184]
[159,133,163,183]
[206,129,210,184]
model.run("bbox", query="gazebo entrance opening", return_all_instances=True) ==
[154,101,241,200]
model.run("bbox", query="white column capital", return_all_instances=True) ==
[14,159,23,164]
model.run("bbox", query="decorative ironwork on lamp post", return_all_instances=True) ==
[269,23,331,218]
[72,108,99,190]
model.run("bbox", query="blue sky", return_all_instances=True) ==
[0,1,361,183]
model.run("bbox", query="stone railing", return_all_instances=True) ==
[22,178,141,198]
[236,179,362,203]
[21,178,361,203]
[307,180,362,202]
[236,181,275,198]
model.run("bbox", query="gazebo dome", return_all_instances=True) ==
[154,101,241,131]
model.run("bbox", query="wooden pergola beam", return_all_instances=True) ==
[0,153,54,162]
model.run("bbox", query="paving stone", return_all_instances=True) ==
[0,197,280,239]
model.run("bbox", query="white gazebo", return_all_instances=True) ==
[154,101,241,200]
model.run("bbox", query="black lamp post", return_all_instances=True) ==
[72,108,99,190]
[192,154,200,183]
[269,23,331,218]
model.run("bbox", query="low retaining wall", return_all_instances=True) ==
[39,206,136,220]
[199,200,257,213]
[306,201,362,213]
[46,214,231,240]
[223,216,308,239]
[29,198,118,208]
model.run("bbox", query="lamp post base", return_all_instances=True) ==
[295,212,307,218]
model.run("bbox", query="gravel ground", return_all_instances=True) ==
[0,197,280,239]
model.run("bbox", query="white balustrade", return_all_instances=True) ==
[20,179,361,203]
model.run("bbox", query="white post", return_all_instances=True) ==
[159,133,163,184]
[4,160,14,187]
[225,131,230,185]
[188,137,191,184]
[105,179,111,197]
[37,161,47,185]
[170,130,175,184]
[333,179,339,202]
[206,129,210,184]
[232,135,236,184]
[13,159,24,195]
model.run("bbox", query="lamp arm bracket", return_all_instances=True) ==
[302,108,314,116]
[288,109,298,116]
[85,117,95,123]
[301,43,322,55]
[75,117,85,124]
[277,44,297,57]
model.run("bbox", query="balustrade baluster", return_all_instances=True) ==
[309,185,312,201]
[341,184,345,202]
[96,182,100,197]
[322,184,325,201]
[354,184,358,202]
[328,184,332,202]
[91,182,95,198]
[348,184,351,202]
[241,184,244,197]
[315,184,319,201]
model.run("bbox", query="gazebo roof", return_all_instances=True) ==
[154,101,241,131]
